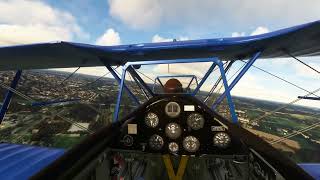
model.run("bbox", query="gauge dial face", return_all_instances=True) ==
[187,113,205,130]
[165,102,181,118]
[165,123,182,139]
[213,132,231,148]
[145,112,159,128]
[122,135,134,146]
[168,142,179,153]
[149,134,164,150]
[183,136,200,152]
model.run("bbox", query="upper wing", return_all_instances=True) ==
[0,20,320,71]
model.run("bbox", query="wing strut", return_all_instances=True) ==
[0,70,22,123]
[112,58,239,123]
[128,66,154,97]
[204,61,234,102]
[297,96,320,101]
[104,65,140,122]
[212,51,262,109]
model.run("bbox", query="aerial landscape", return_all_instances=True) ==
[0,70,319,163]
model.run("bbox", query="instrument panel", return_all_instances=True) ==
[114,95,247,155]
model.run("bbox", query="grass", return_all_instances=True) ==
[52,134,86,149]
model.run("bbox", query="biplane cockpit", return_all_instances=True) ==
[0,20,319,180]
[31,75,314,180]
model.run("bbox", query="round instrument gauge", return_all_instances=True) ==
[168,142,179,153]
[187,113,205,130]
[122,135,134,146]
[149,134,164,150]
[145,112,159,128]
[165,123,182,139]
[183,136,200,153]
[213,132,231,148]
[165,102,181,118]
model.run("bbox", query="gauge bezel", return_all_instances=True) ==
[165,122,182,139]
[168,142,179,153]
[149,134,164,150]
[187,113,205,130]
[213,132,231,148]
[183,136,200,152]
[145,112,159,128]
[165,102,181,118]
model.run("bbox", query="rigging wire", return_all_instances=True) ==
[127,72,146,99]
[254,87,320,122]
[0,81,33,102]
[270,116,320,145]
[207,62,247,104]
[59,67,81,85]
[285,51,320,74]
[10,108,93,142]
[204,61,234,102]
[83,73,109,87]
[241,60,320,98]
[128,72,149,100]
[136,69,155,83]
[81,66,120,88]
[0,81,92,134]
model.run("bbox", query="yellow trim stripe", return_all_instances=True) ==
[162,155,189,180]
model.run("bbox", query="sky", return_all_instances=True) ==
[0,0,319,108]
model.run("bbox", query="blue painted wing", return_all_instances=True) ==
[0,143,64,180]
[0,20,319,70]
[299,163,320,180]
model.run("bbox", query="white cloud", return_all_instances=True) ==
[231,32,246,37]
[152,34,172,43]
[109,0,162,29]
[231,26,269,37]
[250,26,270,36]
[108,0,320,30]
[0,0,88,46]
[96,28,121,46]
[152,34,189,43]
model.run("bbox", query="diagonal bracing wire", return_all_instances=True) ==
[59,67,81,85]
[207,62,247,104]
[254,87,320,122]
[81,66,120,88]
[241,60,320,98]
[0,81,34,102]
[0,80,93,134]
[128,72,149,99]
[285,51,320,74]
[135,69,155,83]
[204,61,234,102]
[270,116,320,145]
